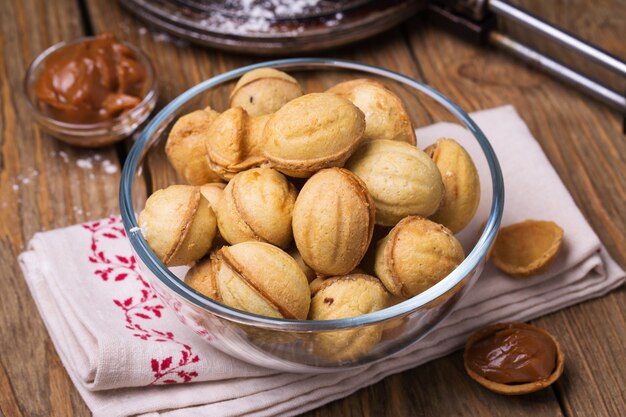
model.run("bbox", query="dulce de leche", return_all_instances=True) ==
[35,33,147,124]
[465,325,557,384]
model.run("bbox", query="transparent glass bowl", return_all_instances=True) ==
[23,36,158,148]
[120,58,504,373]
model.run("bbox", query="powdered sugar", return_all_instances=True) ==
[196,0,342,35]
[76,158,94,170]
[72,155,120,175]
[102,159,119,175]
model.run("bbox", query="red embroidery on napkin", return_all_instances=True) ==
[83,216,200,385]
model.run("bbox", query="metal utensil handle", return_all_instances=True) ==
[488,0,626,78]
[490,32,626,112]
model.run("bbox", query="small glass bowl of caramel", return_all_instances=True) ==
[23,33,157,148]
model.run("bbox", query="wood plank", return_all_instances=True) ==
[404,4,626,417]
[535,288,626,417]
[304,353,565,417]
[0,0,121,415]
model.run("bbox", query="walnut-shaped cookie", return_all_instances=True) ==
[263,93,366,178]
[292,168,375,276]
[310,273,391,361]
[346,140,443,226]
[229,68,304,116]
[328,78,416,145]
[138,185,217,266]
[204,107,269,180]
[165,107,222,185]
[186,242,310,319]
[425,138,480,234]
[375,216,464,298]
[216,168,297,249]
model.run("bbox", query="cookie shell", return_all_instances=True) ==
[464,322,565,395]
[293,168,375,276]
[309,273,390,360]
[263,93,365,178]
[216,168,297,248]
[328,78,416,145]
[139,185,217,266]
[374,216,464,298]
[205,108,269,179]
[346,140,443,226]
[425,138,480,233]
[213,242,311,319]
[229,68,304,116]
[199,182,226,213]
[491,220,564,277]
[165,107,222,185]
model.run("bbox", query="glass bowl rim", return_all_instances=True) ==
[22,35,158,132]
[120,57,504,331]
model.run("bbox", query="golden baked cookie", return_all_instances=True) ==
[425,138,480,234]
[293,168,375,276]
[310,273,391,360]
[199,182,226,213]
[216,168,297,249]
[205,107,269,179]
[205,242,311,319]
[263,93,366,178]
[375,216,464,298]
[346,140,443,226]
[229,68,304,116]
[165,107,222,185]
[138,185,217,266]
[328,78,416,145]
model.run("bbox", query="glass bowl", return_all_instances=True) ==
[23,36,158,148]
[120,58,504,373]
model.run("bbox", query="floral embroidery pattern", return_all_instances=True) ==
[83,216,200,385]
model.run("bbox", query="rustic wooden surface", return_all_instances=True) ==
[1,0,625,416]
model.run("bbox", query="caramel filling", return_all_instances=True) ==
[35,33,147,124]
[466,328,557,384]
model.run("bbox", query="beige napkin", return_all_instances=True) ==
[19,105,625,417]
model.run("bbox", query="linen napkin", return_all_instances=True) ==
[19,105,625,417]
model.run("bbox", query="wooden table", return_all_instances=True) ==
[1,1,624,416]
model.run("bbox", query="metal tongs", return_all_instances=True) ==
[429,0,626,128]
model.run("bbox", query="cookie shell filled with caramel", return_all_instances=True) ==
[327,78,416,145]
[292,168,375,276]
[464,322,565,395]
[229,68,304,116]
[138,185,217,266]
[263,93,366,178]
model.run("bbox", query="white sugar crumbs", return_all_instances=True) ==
[102,159,119,174]
[76,158,94,170]
[193,0,343,35]
[72,154,119,175]
[58,151,70,163]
